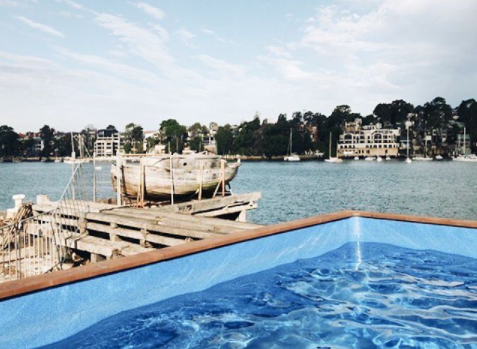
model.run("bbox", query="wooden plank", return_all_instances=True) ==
[86,222,185,247]
[196,203,258,217]
[85,212,220,239]
[159,192,262,214]
[102,209,256,234]
[33,204,226,238]
[51,229,153,258]
[112,207,262,230]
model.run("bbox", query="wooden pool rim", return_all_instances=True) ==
[1,210,477,301]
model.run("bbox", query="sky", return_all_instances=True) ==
[0,0,476,132]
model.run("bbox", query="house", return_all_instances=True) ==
[94,127,121,157]
[337,119,401,158]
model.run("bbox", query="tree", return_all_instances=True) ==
[189,136,203,152]
[40,125,54,159]
[159,119,187,153]
[215,126,234,155]
[0,125,21,158]
[457,99,477,151]
[124,123,144,153]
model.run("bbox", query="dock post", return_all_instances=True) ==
[116,152,122,207]
[169,155,174,205]
[221,159,226,197]
[93,152,96,203]
[198,160,203,201]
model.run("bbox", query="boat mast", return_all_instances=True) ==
[329,132,332,159]
[288,128,292,156]
[424,135,427,158]
[407,128,410,159]
[463,127,467,155]
[79,134,84,159]
[70,132,75,159]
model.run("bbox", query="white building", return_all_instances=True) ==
[338,119,401,158]
[94,128,121,157]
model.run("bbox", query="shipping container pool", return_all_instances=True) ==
[1,211,477,348]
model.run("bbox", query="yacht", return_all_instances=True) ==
[385,156,391,161]
[324,132,343,163]
[354,156,360,161]
[453,154,477,162]
[364,156,375,161]
[376,156,383,162]
[413,156,433,161]
[284,128,301,162]
[453,128,477,162]
[435,155,443,160]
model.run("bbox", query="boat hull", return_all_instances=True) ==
[111,161,241,199]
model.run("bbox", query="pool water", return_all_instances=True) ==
[45,243,477,348]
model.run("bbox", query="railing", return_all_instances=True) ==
[0,162,107,283]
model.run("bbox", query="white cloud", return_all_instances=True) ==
[56,0,84,11]
[266,46,291,59]
[95,13,173,69]
[176,28,195,41]
[15,16,64,37]
[133,2,165,20]
[198,54,245,77]
[201,28,235,45]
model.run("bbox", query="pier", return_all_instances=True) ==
[1,192,261,283]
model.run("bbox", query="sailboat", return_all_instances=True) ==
[405,122,412,163]
[453,127,477,162]
[325,132,343,163]
[414,136,433,161]
[64,133,91,164]
[284,128,301,161]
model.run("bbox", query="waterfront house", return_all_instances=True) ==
[337,119,401,158]
[94,127,121,157]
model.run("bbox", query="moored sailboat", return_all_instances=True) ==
[324,132,343,163]
[284,129,301,162]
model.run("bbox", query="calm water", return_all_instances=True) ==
[0,161,476,224]
[45,243,477,349]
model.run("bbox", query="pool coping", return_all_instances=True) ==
[1,210,477,301]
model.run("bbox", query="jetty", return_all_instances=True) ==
[1,192,261,283]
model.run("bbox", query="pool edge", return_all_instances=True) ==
[1,210,477,301]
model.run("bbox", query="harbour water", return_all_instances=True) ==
[0,160,476,225]
[44,242,477,348]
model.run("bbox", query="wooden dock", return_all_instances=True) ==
[30,192,262,263]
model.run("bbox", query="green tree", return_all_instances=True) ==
[215,125,234,155]
[159,119,187,153]
[457,99,477,151]
[189,136,203,152]
[125,123,144,153]
[40,125,54,159]
[0,125,21,158]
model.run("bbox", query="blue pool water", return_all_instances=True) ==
[45,243,477,349]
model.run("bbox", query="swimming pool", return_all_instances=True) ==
[1,211,477,348]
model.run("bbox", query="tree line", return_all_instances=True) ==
[1,96,476,159]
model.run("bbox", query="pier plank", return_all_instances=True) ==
[159,192,262,214]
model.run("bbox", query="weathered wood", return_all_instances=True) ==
[160,192,262,215]
[86,222,185,247]
[109,207,261,231]
[196,202,258,218]
[85,212,220,239]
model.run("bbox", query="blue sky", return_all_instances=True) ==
[1,0,476,132]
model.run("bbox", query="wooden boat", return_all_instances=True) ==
[111,154,241,199]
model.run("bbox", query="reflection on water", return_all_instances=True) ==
[1,160,476,224]
[45,243,477,349]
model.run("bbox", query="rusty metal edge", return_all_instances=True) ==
[1,210,477,301]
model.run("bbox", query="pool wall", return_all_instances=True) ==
[1,211,477,348]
